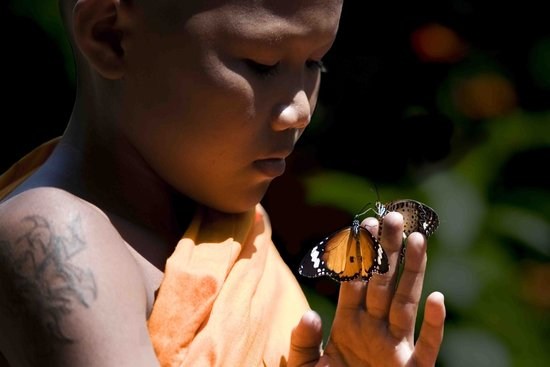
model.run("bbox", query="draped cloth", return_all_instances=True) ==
[0,138,59,198]
[0,139,311,367]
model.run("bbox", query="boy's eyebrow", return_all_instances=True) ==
[220,20,337,50]
[213,5,339,43]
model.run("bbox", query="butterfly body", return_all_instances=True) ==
[299,217,389,283]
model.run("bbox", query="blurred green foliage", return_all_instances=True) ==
[7,0,75,81]
[5,0,550,366]
[299,110,550,366]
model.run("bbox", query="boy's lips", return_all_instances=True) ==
[253,158,287,177]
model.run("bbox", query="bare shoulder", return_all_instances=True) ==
[0,188,159,366]
[1,186,110,232]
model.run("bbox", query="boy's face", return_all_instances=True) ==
[119,0,342,213]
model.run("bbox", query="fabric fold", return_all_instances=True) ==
[148,205,309,367]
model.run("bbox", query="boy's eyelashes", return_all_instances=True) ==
[306,60,327,73]
[245,59,279,77]
[244,59,327,77]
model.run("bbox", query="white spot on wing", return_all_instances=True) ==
[310,246,321,268]
[377,245,384,264]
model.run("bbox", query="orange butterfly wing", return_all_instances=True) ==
[322,226,362,280]
[299,220,389,282]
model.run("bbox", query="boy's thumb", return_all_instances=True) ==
[287,310,323,367]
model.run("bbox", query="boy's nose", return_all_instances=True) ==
[272,90,311,131]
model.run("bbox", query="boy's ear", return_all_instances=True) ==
[73,0,125,80]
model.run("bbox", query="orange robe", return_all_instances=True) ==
[0,139,311,366]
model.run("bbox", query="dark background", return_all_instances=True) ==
[3,1,549,366]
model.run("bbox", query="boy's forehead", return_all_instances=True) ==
[61,0,341,36]
[142,0,342,15]
[138,0,342,33]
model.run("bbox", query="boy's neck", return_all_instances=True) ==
[20,122,196,247]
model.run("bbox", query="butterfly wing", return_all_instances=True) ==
[299,221,389,283]
[375,199,439,264]
[299,226,361,281]
[382,199,439,237]
[356,226,389,281]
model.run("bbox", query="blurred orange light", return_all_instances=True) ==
[522,262,550,310]
[452,73,518,120]
[411,23,469,63]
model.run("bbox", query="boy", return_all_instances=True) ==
[0,0,445,366]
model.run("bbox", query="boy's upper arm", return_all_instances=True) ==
[0,188,160,367]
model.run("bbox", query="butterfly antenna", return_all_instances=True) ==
[371,182,381,203]
[355,202,375,219]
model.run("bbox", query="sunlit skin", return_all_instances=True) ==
[0,0,445,366]
[115,0,342,215]
[43,0,344,243]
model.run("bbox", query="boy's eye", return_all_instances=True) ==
[245,60,279,77]
[244,59,327,77]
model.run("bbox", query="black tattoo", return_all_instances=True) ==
[0,214,97,345]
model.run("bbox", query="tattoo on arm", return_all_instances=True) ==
[0,214,98,346]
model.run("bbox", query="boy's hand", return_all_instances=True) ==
[288,212,446,367]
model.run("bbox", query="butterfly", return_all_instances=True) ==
[298,211,389,283]
[374,199,439,238]
[373,199,439,263]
